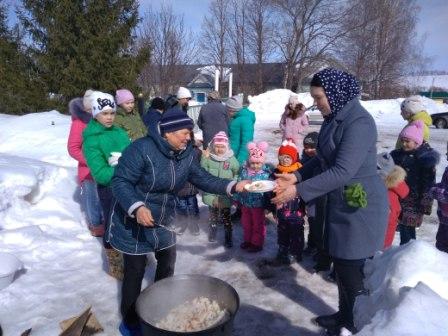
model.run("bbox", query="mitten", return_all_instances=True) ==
[108,155,120,167]
[344,183,367,208]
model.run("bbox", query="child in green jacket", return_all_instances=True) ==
[114,89,147,141]
[201,131,239,247]
[83,91,131,280]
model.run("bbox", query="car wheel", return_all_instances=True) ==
[434,118,447,129]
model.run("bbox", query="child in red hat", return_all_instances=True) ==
[273,140,306,264]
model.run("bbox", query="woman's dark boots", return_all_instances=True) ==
[208,223,217,242]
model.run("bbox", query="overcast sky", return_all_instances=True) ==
[7,0,448,71]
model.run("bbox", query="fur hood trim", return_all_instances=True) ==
[385,165,406,188]
[69,98,91,123]
[416,144,440,167]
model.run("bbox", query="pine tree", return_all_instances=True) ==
[0,1,48,114]
[19,0,149,104]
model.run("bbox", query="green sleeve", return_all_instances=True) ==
[83,135,114,186]
[231,157,240,178]
[230,119,242,159]
[200,156,209,169]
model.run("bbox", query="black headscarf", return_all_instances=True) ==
[311,68,360,119]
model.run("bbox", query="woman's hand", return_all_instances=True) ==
[235,180,251,192]
[271,185,298,205]
[135,206,154,227]
[273,173,297,194]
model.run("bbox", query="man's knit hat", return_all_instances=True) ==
[248,141,268,163]
[115,89,134,105]
[207,90,220,101]
[159,107,194,135]
[279,140,298,162]
[176,86,192,99]
[90,91,116,118]
[212,131,229,147]
[303,132,319,148]
[400,120,424,146]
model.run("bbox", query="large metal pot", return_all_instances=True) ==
[136,274,240,336]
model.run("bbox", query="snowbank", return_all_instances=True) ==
[355,241,448,335]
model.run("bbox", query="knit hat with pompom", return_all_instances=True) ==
[248,141,269,163]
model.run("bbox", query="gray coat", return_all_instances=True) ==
[296,99,388,260]
[197,101,229,149]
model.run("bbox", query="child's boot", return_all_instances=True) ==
[272,246,293,266]
[208,223,217,242]
[105,248,124,281]
[224,226,233,248]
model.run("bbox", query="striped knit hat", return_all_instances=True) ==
[159,107,194,135]
[212,131,229,148]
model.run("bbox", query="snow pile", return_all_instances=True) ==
[248,89,314,122]
[355,240,448,335]
[248,90,447,126]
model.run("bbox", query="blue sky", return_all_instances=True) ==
[7,0,448,71]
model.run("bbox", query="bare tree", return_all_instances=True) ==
[246,0,275,93]
[340,0,424,98]
[271,0,352,90]
[227,0,249,93]
[139,4,197,96]
[200,0,230,87]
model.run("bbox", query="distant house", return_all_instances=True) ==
[181,63,286,102]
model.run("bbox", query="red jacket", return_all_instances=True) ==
[384,167,409,248]
[67,98,93,183]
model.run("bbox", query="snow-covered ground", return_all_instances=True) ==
[0,91,447,335]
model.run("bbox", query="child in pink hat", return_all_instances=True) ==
[391,120,440,245]
[234,141,273,252]
[114,88,147,141]
[201,131,240,247]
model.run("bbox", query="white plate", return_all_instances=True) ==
[244,180,276,193]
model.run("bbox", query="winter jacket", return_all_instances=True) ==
[229,107,256,164]
[234,164,272,208]
[391,142,440,227]
[430,166,448,227]
[142,107,163,134]
[67,98,93,183]
[197,101,229,149]
[82,120,131,186]
[200,153,239,208]
[395,111,432,149]
[279,109,309,146]
[383,166,409,248]
[272,168,305,220]
[108,131,235,254]
[296,98,388,260]
[114,107,147,141]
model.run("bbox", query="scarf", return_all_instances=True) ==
[314,68,360,119]
[210,148,235,162]
[276,162,302,174]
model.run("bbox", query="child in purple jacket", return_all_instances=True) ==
[429,142,448,253]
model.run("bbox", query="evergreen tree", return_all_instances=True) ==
[0,1,48,114]
[19,0,149,104]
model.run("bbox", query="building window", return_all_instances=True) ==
[196,92,206,103]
